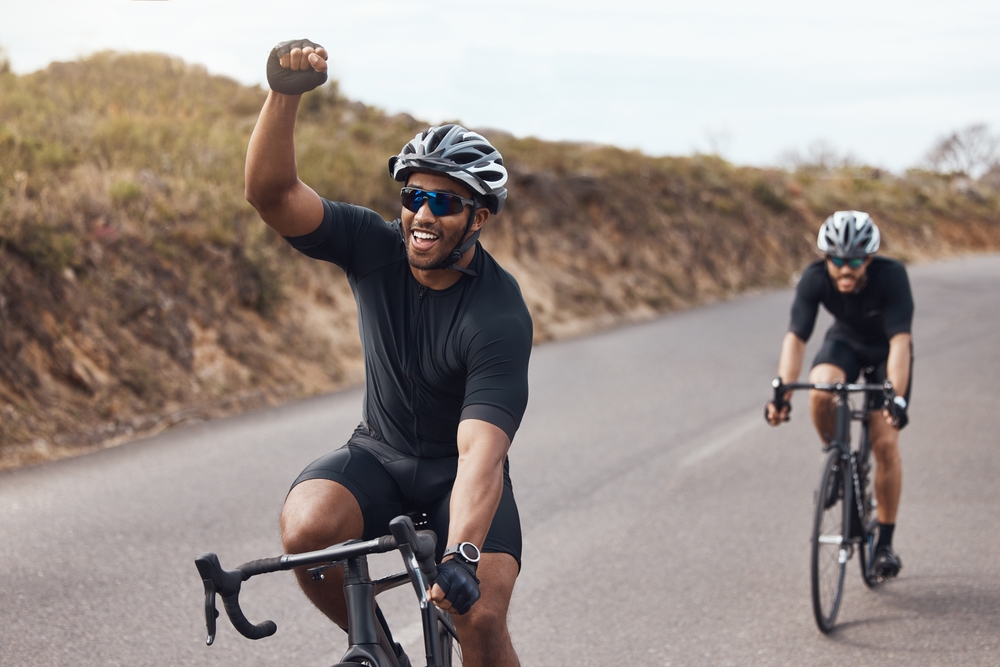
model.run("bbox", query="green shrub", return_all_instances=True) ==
[110,180,142,205]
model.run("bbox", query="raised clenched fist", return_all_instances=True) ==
[266,39,329,95]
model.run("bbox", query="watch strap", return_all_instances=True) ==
[443,542,481,566]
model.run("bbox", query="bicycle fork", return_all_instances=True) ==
[834,399,855,566]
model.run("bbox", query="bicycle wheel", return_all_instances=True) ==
[855,457,882,588]
[811,449,850,633]
[436,610,459,667]
[438,622,454,667]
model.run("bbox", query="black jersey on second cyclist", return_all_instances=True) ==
[285,199,532,459]
[789,256,914,355]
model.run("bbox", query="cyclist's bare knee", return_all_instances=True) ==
[452,552,518,639]
[869,420,901,467]
[281,479,363,553]
[808,363,845,384]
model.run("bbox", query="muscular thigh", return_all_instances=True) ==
[286,444,407,542]
[811,338,863,381]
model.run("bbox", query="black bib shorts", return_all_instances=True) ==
[291,426,523,566]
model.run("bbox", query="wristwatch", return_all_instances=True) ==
[893,396,907,410]
[442,542,481,567]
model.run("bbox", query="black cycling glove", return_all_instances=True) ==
[887,400,909,430]
[435,559,480,615]
[266,39,328,95]
[764,400,791,424]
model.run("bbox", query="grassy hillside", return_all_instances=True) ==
[2,52,999,468]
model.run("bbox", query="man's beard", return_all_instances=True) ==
[404,224,467,270]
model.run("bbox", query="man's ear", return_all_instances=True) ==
[472,208,490,232]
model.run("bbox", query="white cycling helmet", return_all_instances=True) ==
[388,124,508,214]
[817,210,880,258]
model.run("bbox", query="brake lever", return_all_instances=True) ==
[199,571,220,645]
[769,377,791,422]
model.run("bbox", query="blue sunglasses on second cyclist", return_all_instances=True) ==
[400,187,477,217]
[827,256,866,269]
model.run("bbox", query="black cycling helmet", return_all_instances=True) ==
[388,124,508,214]
[817,210,881,258]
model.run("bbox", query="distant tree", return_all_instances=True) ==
[925,123,999,179]
[0,46,10,75]
[778,140,857,172]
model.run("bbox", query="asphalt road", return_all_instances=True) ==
[2,254,999,667]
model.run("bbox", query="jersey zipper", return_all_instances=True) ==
[408,285,427,440]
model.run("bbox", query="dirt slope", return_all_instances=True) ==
[2,52,999,468]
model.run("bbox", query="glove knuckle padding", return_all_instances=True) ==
[436,560,481,615]
[267,39,327,95]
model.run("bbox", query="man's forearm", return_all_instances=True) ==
[447,461,504,549]
[778,332,806,387]
[245,91,302,210]
[446,420,510,549]
[887,333,911,397]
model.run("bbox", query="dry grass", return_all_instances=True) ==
[1,52,999,467]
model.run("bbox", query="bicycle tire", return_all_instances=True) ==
[435,608,459,667]
[855,457,882,588]
[439,624,454,667]
[811,449,849,633]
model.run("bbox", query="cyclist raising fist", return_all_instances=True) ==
[246,40,530,667]
[766,211,913,580]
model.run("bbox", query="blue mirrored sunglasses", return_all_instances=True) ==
[400,187,476,217]
[827,256,865,269]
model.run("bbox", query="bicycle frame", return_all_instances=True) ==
[195,515,457,667]
[771,377,895,631]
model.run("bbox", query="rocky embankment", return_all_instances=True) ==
[2,52,999,469]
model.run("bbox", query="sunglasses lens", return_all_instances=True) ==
[400,189,465,216]
[400,188,422,213]
[428,192,461,217]
[828,256,865,269]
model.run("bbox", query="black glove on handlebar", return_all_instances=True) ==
[886,400,909,430]
[266,39,328,95]
[764,400,791,424]
[435,559,480,615]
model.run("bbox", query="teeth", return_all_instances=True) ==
[413,230,438,240]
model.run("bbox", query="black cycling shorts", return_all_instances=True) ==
[290,426,522,566]
[812,337,913,411]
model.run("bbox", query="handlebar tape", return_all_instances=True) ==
[195,552,278,641]
[221,594,278,640]
[238,557,284,578]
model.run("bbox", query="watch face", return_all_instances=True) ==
[458,542,480,563]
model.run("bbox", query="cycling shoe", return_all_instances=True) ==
[873,546,903,579]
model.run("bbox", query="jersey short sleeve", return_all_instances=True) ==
[788,261,825,341]
[881,261,914,338]
[283,198,402,279]
[458,281,533,442]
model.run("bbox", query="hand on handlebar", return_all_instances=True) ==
[429,559,480,615]
[765,400,791,426]
[266,39,329,95]
[765,378,792,426]
[882,396,908,430]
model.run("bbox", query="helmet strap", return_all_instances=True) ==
[431,206,480,276]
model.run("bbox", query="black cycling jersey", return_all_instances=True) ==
[285,198,533,459]
[789,256,914,356]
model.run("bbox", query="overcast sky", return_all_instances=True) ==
[3,0,999,172]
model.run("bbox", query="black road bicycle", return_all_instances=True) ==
[771,377,899,633]
[195,514,458,667]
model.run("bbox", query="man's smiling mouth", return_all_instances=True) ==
[411,229,440,250]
